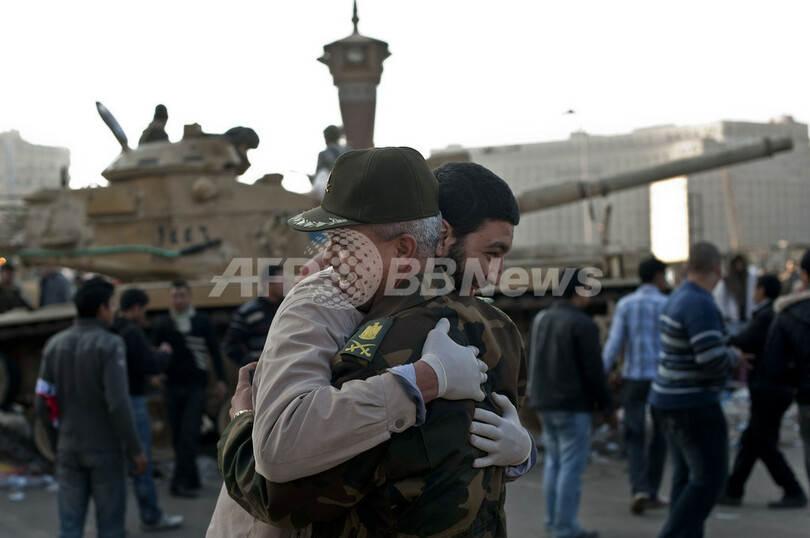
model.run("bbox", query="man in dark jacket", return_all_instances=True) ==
[720,274,807,508]
[35,277,147,537]
[528,269,614,538]
[223,265,284,368]
[114,288,185,531]
[152,281,227,498]
[0,262,33,313]
[759,249,810,504]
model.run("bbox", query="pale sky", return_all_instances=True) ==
[2,0,808,193]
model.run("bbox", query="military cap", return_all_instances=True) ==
[288,146,440,231]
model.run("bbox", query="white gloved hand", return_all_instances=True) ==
[419,318,488,402]
[470,392,532,467]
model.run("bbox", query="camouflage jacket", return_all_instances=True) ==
[220,288,526,537]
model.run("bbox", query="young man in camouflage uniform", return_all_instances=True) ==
[213,155,533,536]
[207,149,501,537]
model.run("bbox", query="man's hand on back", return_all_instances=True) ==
[229,361,257,419]
[416,318,487,403]
[470,392,532,467]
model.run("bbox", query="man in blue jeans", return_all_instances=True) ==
[603,257,669,515]
[113,288,184,532]
[529,268,615,538]
[649,242,749,538]
[36,277,148,537]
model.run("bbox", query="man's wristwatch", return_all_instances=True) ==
[231,409,254,421]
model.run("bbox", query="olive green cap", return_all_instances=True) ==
[288,146,439,231]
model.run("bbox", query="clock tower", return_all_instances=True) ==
[318,2,390,150]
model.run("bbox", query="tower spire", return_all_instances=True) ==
[352,0,359,34]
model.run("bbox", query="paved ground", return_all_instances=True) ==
[506,442,810,537]
[2,404,809,537]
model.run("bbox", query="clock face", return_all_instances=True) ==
[344,45,367,66]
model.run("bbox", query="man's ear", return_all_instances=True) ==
[436,218,457,257]
[395,234,418,259]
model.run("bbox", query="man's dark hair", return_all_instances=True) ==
[801,249,810,275]
[0,263,14,273]
[756,274,781,301]
[433,162,520,239]
[323,125,342,144]
[170,280,190,291]
[686,242,722,275]
[638,256,666,283]
[74,277,114,318]
[120,288,149,311]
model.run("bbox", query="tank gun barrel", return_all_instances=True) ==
[517,136,793,213]
[96,101,130,152]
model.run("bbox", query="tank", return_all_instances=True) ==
[10,102,316,280]
[0,103,321,460]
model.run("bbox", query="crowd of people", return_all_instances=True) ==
[22,144,809,538]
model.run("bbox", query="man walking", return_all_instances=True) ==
[114,288,185,531]
[529,269,614,538]
[649,242,748,538]
[35,277,147,537]
[152,281,227,498]
[602,257,668,514]
[720,274,807,508]
[759,249,810,501]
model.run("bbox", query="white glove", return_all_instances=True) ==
[470,392,532,467]
[419,318,487,402]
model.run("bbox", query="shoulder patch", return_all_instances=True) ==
[340,318,393,361]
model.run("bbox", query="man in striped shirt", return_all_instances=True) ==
[649,242,749,538]
[603,257,669,515]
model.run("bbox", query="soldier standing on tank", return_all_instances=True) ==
[311,125,350,199]
[139,104,169,146]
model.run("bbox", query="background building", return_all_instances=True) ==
[1,131,70,249]
[429,116,809,260]
[1,130,70,200]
